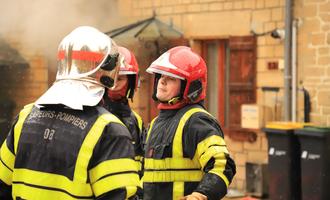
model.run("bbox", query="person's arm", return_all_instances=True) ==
[183,113,236,200]
[89,122,141,200]
[0,117,18,200]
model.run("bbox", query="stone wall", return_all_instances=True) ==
[295,0,330,125]
[116,0,289,191]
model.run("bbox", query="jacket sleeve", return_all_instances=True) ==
[0,116,18,200]
[88,122,141,200]
[183,113,236,200]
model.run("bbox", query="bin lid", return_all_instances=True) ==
[265,121,311,130]
[295,126,330,138]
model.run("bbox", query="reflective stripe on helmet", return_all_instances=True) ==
[58,50,105,62]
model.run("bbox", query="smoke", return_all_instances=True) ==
[0,0,121,68]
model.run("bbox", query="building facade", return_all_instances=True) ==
[0,0,329,193]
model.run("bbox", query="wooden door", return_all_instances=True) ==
[201,36,257,142]
[226,36,257,142]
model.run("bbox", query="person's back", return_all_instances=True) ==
[0,26,140,200]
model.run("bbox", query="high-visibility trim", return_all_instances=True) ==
[144,158,198,170]
[0,160,13,185]
[199,146,226,169]
[126,186,138,199]
[89,158,138,183]
[0,140,15,170]
[146,117,157,142]
[91,173,140,197]
[196,135,227,157]
[74,113,123,183]
[134,155,143,162]
[135,160,142,171]
[132,110,143,132]
[12,182,93,200]
[173,182,184,200]
[14,104,34,154]
[12,169,93,198]
[210,152,229,187]
[173,108,209,157]
[144,107,209,185]
[143,170,203,182]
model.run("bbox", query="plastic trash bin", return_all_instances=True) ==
[295,126,330,200]
[263,122,307,200]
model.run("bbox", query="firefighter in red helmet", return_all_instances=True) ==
[0,26,140,199]
[143,46,236,200]
[102,46,145,180]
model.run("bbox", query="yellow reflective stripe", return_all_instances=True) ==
[144,158,197,169]
[89,158,138,183]
[12,183,91,200]
[143,170,203,182]
[0,160,12,185]
[14,103,34,154]
[126,186,138,199]
[92,173,140,197]
[146,117,157,142]
[196,135,227,157]
[200,148,230,187]
[136,161,142,171]
[209,152,230,187]
[134,156,142,171]
[173,182,184,200]
[0,140,15,170]
[134,155,142,162]
[12,169,92,197]
[173,108,209,157]
[74,113,123,183]
[132,110,143,132]
[199,146,226,169]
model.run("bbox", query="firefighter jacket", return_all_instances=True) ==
[0,103,140,200]
[103,99,145,177]
[143,103,236,200]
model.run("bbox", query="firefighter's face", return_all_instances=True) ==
[111,75,128,91]
[156,74,181,101]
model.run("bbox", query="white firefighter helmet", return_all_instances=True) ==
[35,26,121,110]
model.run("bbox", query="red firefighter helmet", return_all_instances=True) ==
[117,47,139,99]
[146,46,207,104]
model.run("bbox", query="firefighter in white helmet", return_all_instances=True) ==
[143,46,236,200]
[0,26,140,199]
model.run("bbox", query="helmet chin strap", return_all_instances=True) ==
[168,97,180,105]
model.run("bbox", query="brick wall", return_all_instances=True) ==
[295,0,330,125]
[116,0,289,191]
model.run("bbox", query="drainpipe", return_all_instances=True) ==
[284,0,293,121]
[292,19,298,122]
